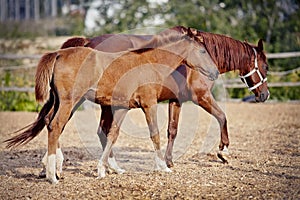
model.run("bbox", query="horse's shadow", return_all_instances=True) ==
[0,146,156,181]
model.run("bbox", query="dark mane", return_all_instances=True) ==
[172,26,255,72]
[198,31,254,72]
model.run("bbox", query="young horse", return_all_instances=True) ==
[5,29,219,184]
[60,26,269,170]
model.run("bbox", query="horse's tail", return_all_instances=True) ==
[4,90,56,148]
[4,51,61,148]
[60,37,89,49]
[35,52,59,103]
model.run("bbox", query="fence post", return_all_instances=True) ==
[0,0,7,22]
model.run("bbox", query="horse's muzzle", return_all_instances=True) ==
[209,70,219,81]
[256,90,270,102]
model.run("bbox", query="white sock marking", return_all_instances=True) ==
[47,154,58,184]
[108,157,125,174]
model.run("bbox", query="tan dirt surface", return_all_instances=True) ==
[0,102,299,199]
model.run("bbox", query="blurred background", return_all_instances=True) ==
[0,0,299,111]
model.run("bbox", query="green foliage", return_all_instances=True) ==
[0,67,36,111]
[269,87,300,101]
[0,91,40,111]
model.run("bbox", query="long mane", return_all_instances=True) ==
[172,26,255,72]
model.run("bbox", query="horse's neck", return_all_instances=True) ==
[157,39,187,58]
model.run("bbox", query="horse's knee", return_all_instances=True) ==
[107,125,119,144]
[217,113,227,126]
[151,134,160,150]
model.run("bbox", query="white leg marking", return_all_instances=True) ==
[56,148,64,178]
[154,150,172,172]
[108,157,125,174]
[47,154,58,184]
[38,151,48,178]
[222,146,229,154]
[97,160,106,178]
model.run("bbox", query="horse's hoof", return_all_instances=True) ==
[217,153,229,164]
[116,168,125,174]
[217,146,229,164]
[166,160,174,168]
[56,172,64,180]
[164,167,172,173]
[38,169,46,178]
[48,178,59,184]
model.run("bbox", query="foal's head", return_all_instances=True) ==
[239,39,269,102]
[182,28,219,80]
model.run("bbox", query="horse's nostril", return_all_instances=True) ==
[209,69,219,80]
[260,92,269,102]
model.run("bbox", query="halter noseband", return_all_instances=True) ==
[239,48,267,91]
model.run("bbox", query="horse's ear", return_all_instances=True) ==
[187,27,197,37]
[187,27,193,37]
[197,35,204,43]
[257,39,264,52]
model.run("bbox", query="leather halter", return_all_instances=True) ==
[239,48,267,91]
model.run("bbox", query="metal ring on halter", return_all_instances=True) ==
[239,48,267,91]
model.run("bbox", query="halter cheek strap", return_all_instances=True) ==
[239,48,267,91]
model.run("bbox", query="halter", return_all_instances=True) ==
[239,48,267,91]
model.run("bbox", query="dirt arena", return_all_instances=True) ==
[0,102,299,199]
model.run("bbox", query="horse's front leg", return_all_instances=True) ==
[97,108,128,178]
[97,106,125,174]
[192,91,229,163]
[142,104,172,172]
[165,100,181,168]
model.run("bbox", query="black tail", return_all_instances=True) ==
[4,91,56,148]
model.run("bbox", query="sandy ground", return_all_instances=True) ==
[0,102,299,199]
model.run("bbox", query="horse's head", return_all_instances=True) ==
[183,28,219,81]
[240,39,269,102]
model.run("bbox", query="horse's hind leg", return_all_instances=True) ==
[165,100,181,168]
[40,142,64,179]
[98,108,128,178]
[40,98,85,179]
[142,104,171,172]
[97,106,125,174]
[46,100,73,184]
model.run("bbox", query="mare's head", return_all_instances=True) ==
[240,39,269,102]
[182,28,219,80]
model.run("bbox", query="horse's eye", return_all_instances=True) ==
[200,49,206,54]
[264,64,269,72]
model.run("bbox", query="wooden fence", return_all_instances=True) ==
[0,51,299,92]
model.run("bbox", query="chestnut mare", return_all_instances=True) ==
[59,26,269,171]
[5,28,219,184]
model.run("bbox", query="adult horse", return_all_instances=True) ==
[60,26,269,170]
[5,28,219,184]
[164,26,269,167]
